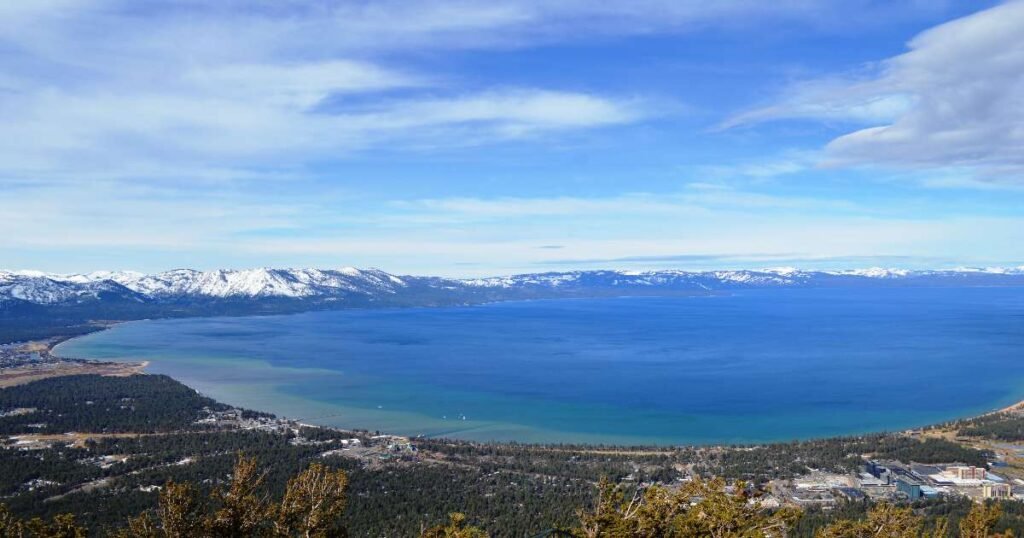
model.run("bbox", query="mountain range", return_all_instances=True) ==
[4,266,1024,308]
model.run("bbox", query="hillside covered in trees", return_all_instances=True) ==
[4,374,1024,536]
[2,454,1021,537]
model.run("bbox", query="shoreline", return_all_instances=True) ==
[0,327,149,389]
[998,398,1024,414]
[36,319,1024,450]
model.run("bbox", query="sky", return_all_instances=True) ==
[2,0,1024,276]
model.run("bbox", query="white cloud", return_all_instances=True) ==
[396,194,704,219]
[0,1,657,184]
[3,1,1014,275]
[825,1,1024,175]
[391,186,869,227]
[696,152,816,181]
[384,91,640,130]
[0,86,645,184]
[719,80,914,129]
[4,181,1022,275]
[722,1,1024,183]
[0,183,311,250]
[0,0,960,185]
[183,61,425,108]
[206,213,1024,277]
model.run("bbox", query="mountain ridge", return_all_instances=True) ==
[4,265,1024,307]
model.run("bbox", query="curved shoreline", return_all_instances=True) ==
[42,318,1024,449]
[994,399,1024,415]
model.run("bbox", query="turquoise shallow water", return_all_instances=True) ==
[55,287,1024,445]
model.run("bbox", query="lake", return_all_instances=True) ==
[55,287,1024,445]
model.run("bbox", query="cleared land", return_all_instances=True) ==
[0,334,147,388]
[0,360,148,388]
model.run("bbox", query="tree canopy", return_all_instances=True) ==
[0,455,1015,537]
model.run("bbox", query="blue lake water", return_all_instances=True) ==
[55,287,1024,445]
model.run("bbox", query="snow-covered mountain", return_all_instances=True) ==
[462,266,1024,290]
[460,268,807,290]
[107,267,406,299]
[0,267,407,305]
[4,266,1024,308]
[0,270,144,305]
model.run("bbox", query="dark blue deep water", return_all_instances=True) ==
[56,287,1024,445]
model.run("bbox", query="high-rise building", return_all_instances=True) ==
[945,466,986,480]
[983,483,1012,499]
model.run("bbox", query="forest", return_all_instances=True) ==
[0,375,231,434]
[2,454,1022,537]
[2,373,1023,536]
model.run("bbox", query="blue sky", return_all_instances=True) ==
[2,0,1024,276]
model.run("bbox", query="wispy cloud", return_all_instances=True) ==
[824,1,1024,179]
[718,77,914,130]
[536,253,800,265]
[0,82,646,183]
[535,253,956,268]
[5,180,1024,275]
[2,1,1019,275]
[0,0,961,185]
[720,1,1024,184]
[0,2,664,185]
[694,152,817,182]
[394,186,866,223]
[183,60,426,108]
[393,194,706,219]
